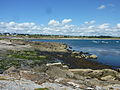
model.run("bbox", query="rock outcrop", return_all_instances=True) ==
[1,62,120,90]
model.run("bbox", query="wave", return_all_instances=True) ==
[92,40,109,44]
[101,41,108,44]
[79,47,120,56]
[116,41,119,43]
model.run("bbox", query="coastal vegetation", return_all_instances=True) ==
[0,50,49,70]
[0,33,120,39]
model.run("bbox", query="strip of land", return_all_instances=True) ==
[0,34,120,40]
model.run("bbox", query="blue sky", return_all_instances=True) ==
[0,0,120,36]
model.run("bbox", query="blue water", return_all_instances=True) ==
[31,39,120,67]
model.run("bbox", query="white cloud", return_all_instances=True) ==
[62,19,72,24]
[48,20,60,26]
[98,23,110,29]
[88,25,95,29]
[117,24,120,28]
[84,20,96,24]
[0,20,120,36]
[97,5,106,10]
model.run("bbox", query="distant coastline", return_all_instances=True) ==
[0,33,120,40]
[1,36,120,41]
[26,37,120,40]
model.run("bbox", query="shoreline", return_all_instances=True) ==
[0,36,119,69]
[25,37,120,40]
[0,38,112,69]
[1,36,120,40]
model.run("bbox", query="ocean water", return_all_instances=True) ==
[31,39,120,67]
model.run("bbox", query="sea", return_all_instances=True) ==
[31,39,120,67]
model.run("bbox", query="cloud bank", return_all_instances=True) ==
[0,19,120,36]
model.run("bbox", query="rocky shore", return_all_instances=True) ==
[0,39,120,90]
[1,62,120,90]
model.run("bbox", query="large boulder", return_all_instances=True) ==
[20,70,50,84]
[3,66,17,74]
[101,69,118,77]
[46,66,74,79]
[69,69,119,81]
[33,64,48,72]
[101,75,115,81]
[88,70,103,78]
[72,51,80,55]
[3,66,20,79]
[46,62,69,70]
[116,68,120,72]
[69,69,93,76]
[46,62,63,68]
[115,73,120,81]
[89,54,97,59]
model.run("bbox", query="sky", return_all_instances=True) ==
[0,0,120,36]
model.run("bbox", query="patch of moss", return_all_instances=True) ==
[9,54,47,60]
[0,59,20,70]
[0,49,52,71]
[6,50,48,60]
[34,88,49,90]
[0,50,50,70]
[0,76,7,80]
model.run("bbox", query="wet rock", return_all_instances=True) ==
[0,69,4,74]
[75,56,82,59]
[116,68,120,72]
[62,65,69,70]
[72,51,80,55]
[89,54,97,59]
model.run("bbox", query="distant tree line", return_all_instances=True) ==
[0,33,120,38]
